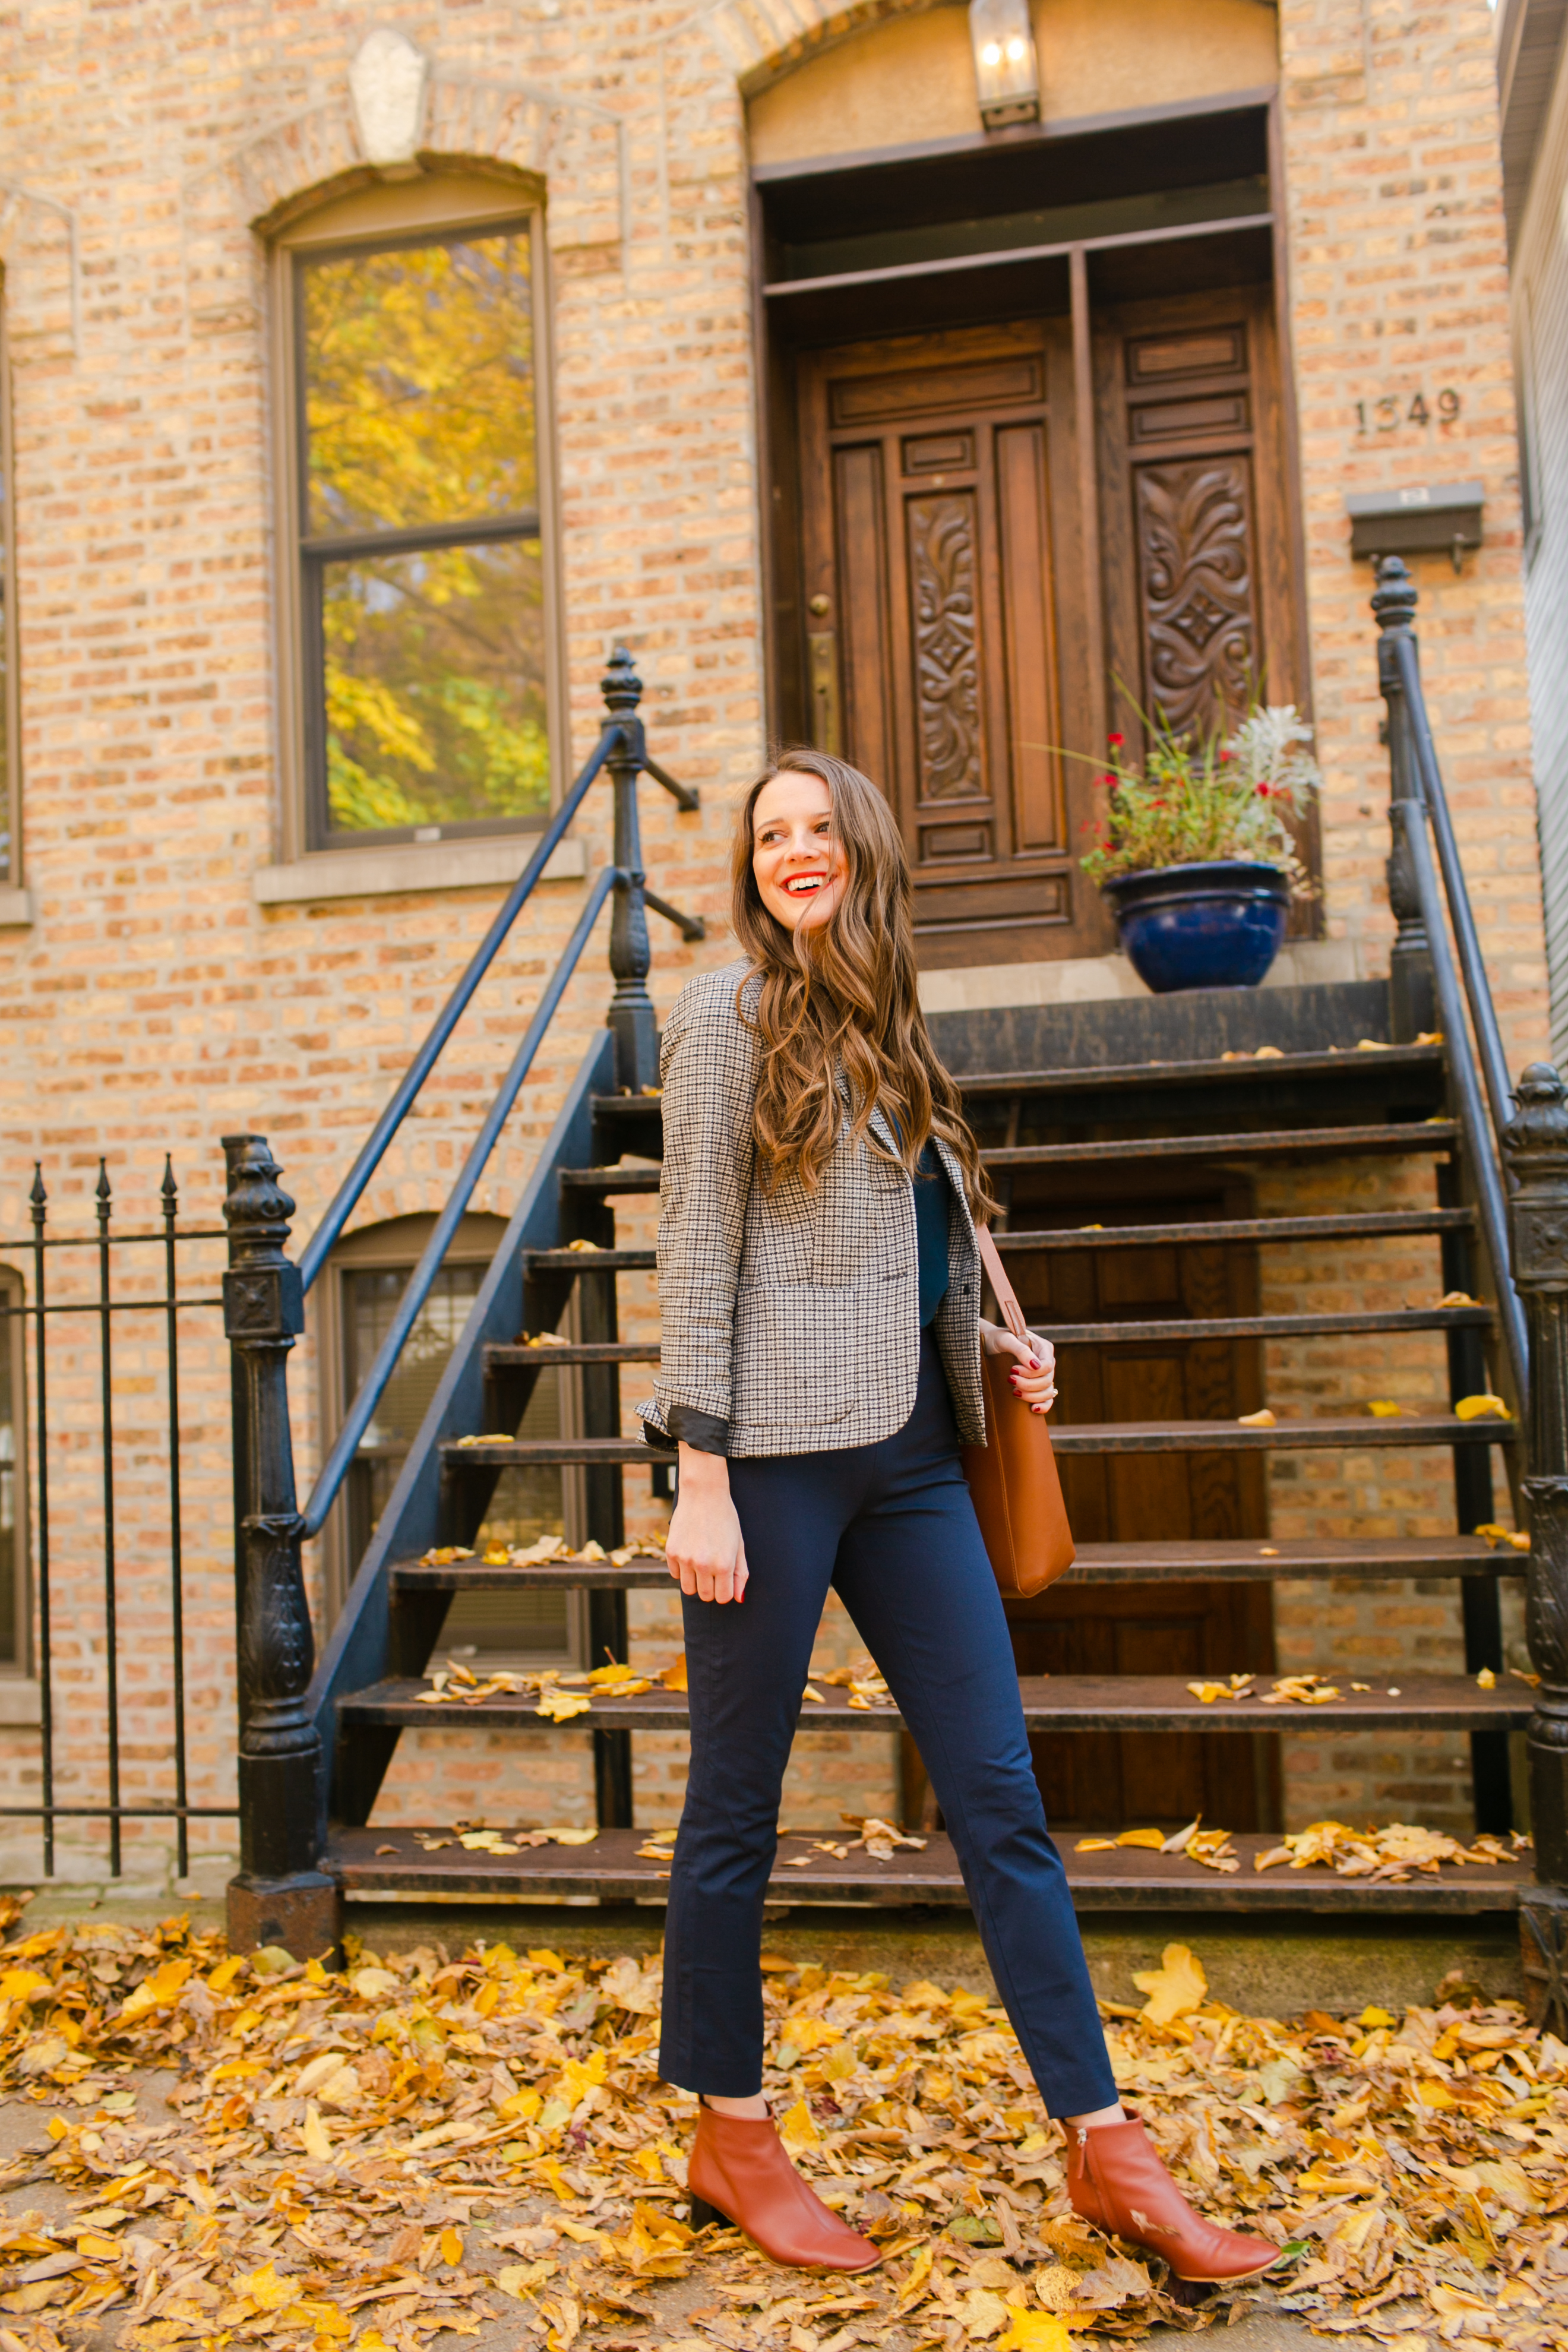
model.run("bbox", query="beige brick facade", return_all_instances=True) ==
[0,0,1549,1887]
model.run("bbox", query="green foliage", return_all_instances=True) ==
[303,232,536,533]
[1079,702,1322,897]
[303,230,548,836]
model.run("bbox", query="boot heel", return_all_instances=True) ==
[688,2195,728,2231]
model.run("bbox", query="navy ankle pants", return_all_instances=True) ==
[657,1329,1118,2117]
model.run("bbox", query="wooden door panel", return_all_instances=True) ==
[995,422,1061,855]
[834,443,893,788]
[1133,454,1260,738]
[1095,284,1316,916]
[1000,1199,1277,1832]
[796,323,1093,966]
[906,488,985,804]
[1099,305,1269,744]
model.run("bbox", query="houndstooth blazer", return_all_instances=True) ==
[638,959,986,1458]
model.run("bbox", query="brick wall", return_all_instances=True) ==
[1279,0,1547,1067]
[0,0,1550,1888]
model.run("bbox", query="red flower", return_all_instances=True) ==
[1256,783,1272,798]
[1219,748,1232,763]
[1107,732,1125,748]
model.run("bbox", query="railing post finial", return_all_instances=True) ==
[220,1133,339,1963]
[1504,1064,1568,2023]
[602,643,658,1092]
[1371,551,1418,635]
[600,642,644,718]
[1372,555,1436,1041]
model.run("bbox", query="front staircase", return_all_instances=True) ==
[317,1005,1531,1914]
[216,566,1568,2021]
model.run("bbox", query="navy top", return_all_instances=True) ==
[914,1142,952,1327]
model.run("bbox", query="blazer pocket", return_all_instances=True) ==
[732,1284,867,1427]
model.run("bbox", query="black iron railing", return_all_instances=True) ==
[219,649,699,1955]
[1373,555,1568,2025]
[1374,557,1529,1411]
[0,1162,233,1876]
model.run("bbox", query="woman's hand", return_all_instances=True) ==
[666,1444,750,1603]
[980,1319,1058,1415]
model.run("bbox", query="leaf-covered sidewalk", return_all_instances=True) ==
[0,1907,1560,2352]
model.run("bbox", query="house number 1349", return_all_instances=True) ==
[1357,391,1462,431]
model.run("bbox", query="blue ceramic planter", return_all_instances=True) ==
[1102,860,1289,993]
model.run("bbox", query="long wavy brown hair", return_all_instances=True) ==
[730,748,997,1222]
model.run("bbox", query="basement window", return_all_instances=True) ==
[327,1215,586,1666]
[0,1272,25,1667]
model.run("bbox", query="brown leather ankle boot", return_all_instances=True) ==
[1068,2117,1279,2284]
[687,2106,880,2272]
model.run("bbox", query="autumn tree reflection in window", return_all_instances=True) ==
[298,224,548,845]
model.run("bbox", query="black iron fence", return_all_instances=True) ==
[0,1161,235,1876]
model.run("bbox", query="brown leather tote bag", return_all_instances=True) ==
[959,1226,1076,1599]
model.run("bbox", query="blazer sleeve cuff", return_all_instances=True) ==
[650,1402,732,1456]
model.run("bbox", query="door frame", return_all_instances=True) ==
[750,90,1317,945]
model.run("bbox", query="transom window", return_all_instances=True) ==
[295,219,548,849]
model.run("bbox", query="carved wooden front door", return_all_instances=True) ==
[795,323,1101,968]
[1093,284,1303,748]
[792,292,1303,966]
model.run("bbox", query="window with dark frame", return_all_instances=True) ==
[296,220,548,851]
[0,1276,22,1667]
[341,1259,576,1661]
[0,280,14,890]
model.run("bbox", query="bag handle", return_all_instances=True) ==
[976,1224,1032,1349]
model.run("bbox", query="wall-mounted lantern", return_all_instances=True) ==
[968,0,1041,130]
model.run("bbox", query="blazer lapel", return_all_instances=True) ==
[867,1098,900,1159]
[933,1134,976,1241]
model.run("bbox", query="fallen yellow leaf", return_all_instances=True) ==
[1366,1400,1402,1417]
[1115,1828,1166,1850]
[997,2312,1077,2352]
[1238,1408,1276,1427]
[536,1690,593,1723]
[301,2104,332,2163]
[1133,1942,1207,2026]
[1455,1394,1511,1421]
[235,2261,298,2313]
[779,2096,820,2152]
[498,2259,558,2299]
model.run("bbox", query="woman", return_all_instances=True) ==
[640,751,1277,2285]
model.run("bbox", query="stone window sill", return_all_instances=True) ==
[0,1678,43,1727]
[0,884,34,927]
[254,833,587,907]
